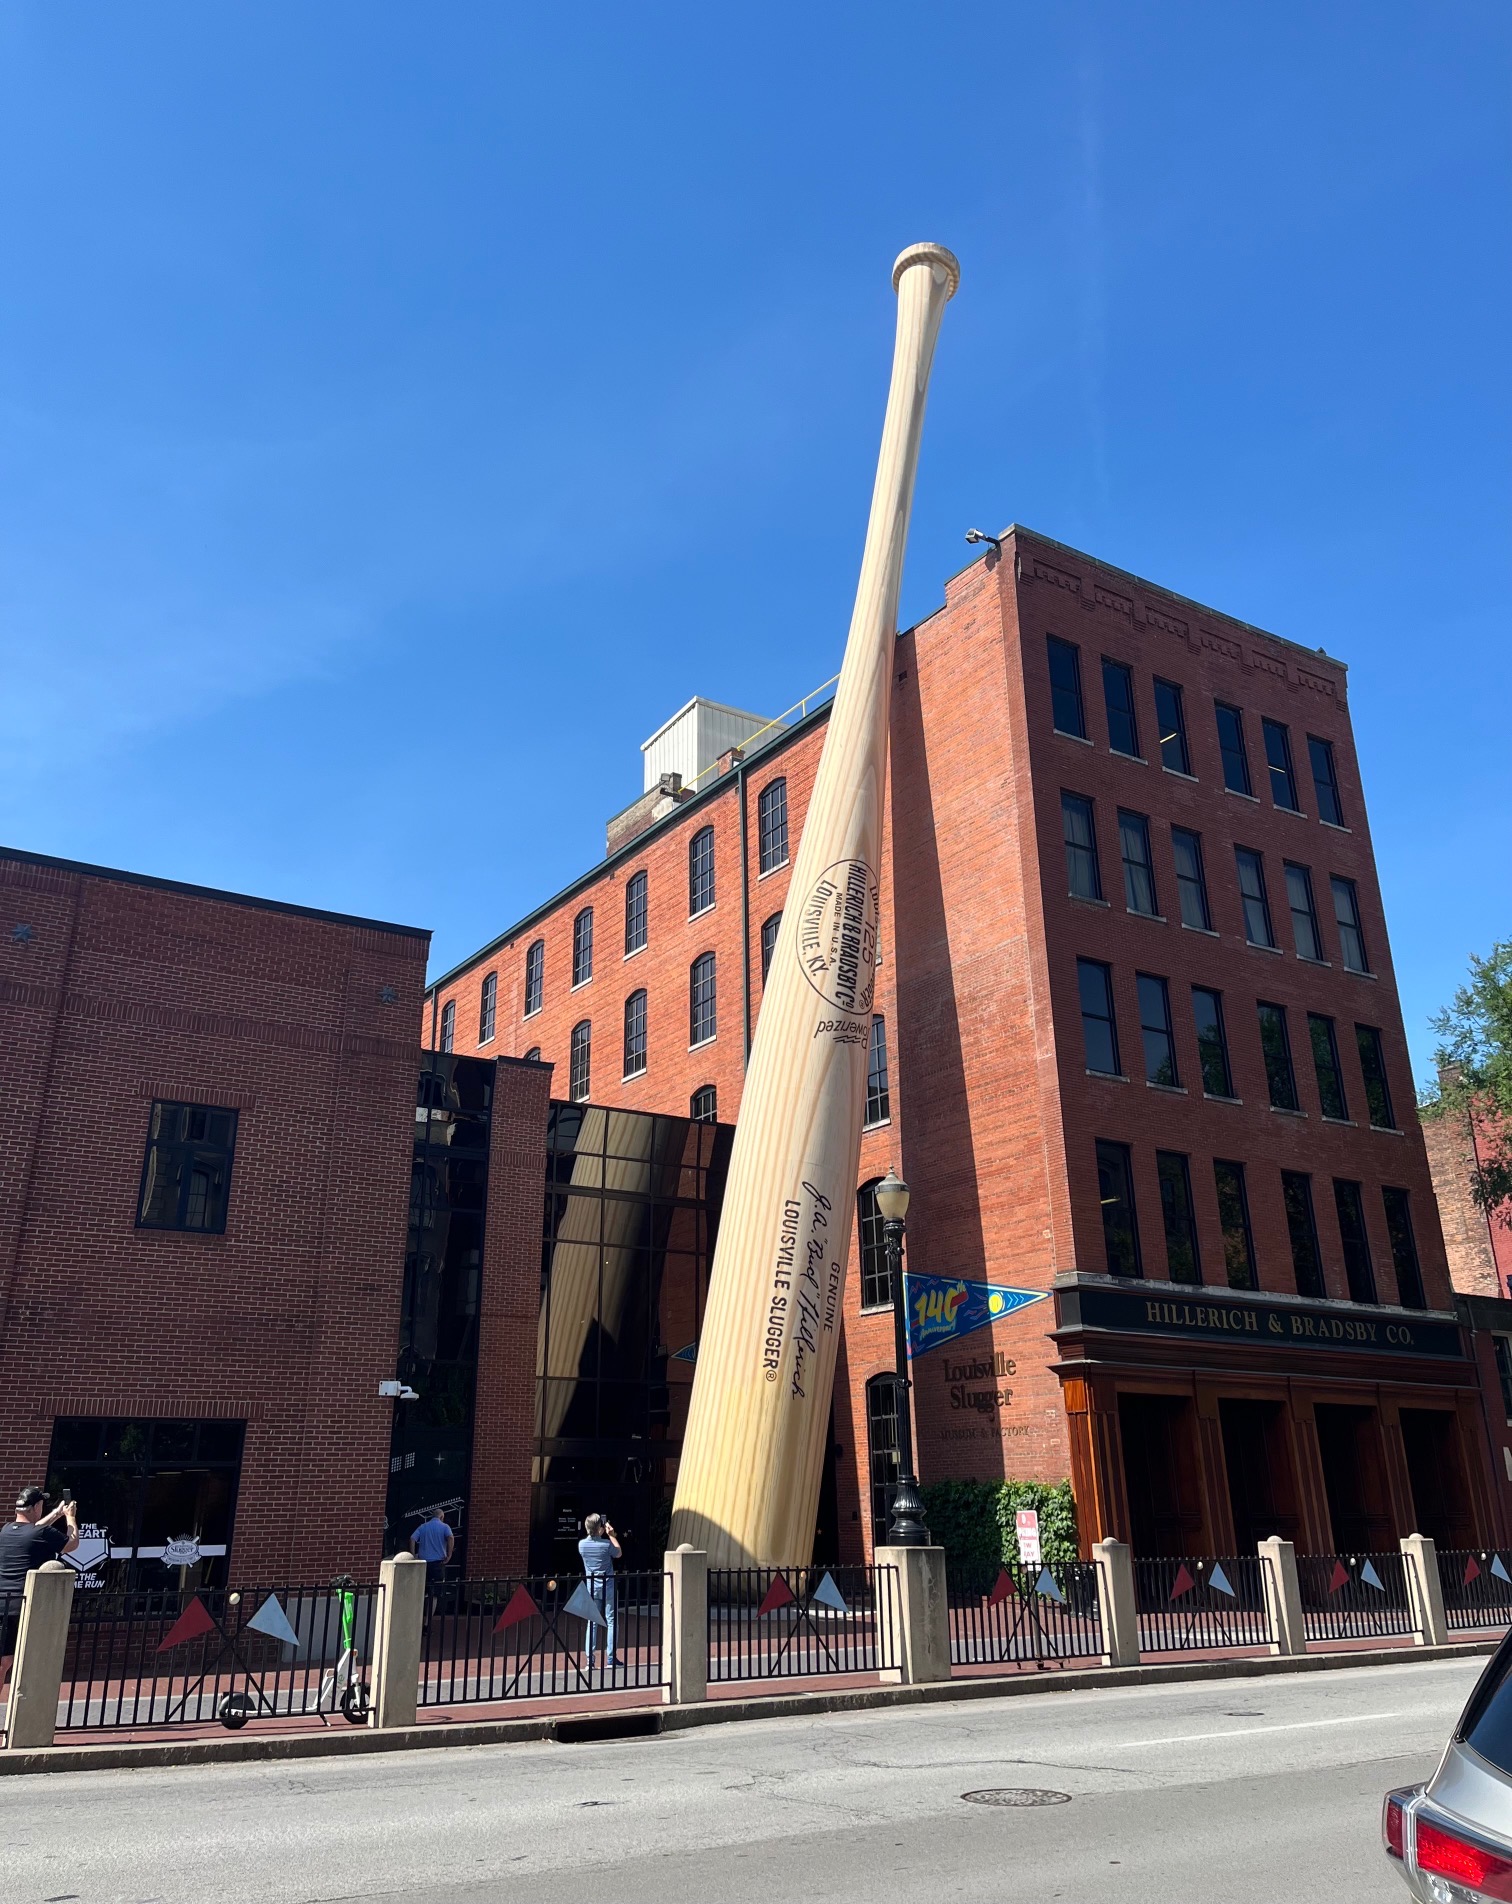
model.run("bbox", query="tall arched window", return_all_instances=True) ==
[689,826,715,916]
[569,1021,591,1102]
[690,1084,717,1123]
[439,1000,456,1053]
[572,907,594,987]
[478,972,498,1044]
[690,951,717,1046]
[757,777,789,874]
[524,939,544,1016]
[864,1016,890,1127]
[857,1179,890,1309]
[866,1374,900,1541]
[624,869,648,956]
[760,911,782,984]
[623,989,647,1079]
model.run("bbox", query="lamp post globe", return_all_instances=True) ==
[879,1165,929,1548]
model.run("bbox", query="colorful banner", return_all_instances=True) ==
[905,1274,1047,1358]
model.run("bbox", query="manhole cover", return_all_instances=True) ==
[960,1789,1072,1808]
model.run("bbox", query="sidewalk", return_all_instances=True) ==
[2,1633,1498,1777]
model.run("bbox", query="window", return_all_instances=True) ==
[866,1374,900,1537]
[757,779,789,874]
[690,1084,717,1123]
[1156,1151,1201,1283]
[1334,1179,1376,1303]
[1119,810,1159,916]
[1285,863,1323,961]
[865,1016,891,1126]
[1332,876,1369,973]
[572,907,594,987]
[624,870,648,955]
[1096,1140,1142,1278]
[478,972,497,1044]
[1213,1160,1256,1290]
[1047,635,1086,738]
[1257,1002,1299,1112]
[1078,959,1120,1075]
[439,1000,456,1053]
[1215,703,1253,796]
[1137,974,1178,1088]
[690,951,717,1046]
[1282,1172,1326,1298]
[760,911,782,984]
[569,1021,591,1102]
[1495,1338,1512,1421]
[1382,1188,1426,1309]
[1355,1024,1396,1129]
[689,826,716,916]
[1062,793,1102,900]
[1308,1014,1349,1121]
[858,1180,891,1308]
[1235,847,1275,947]
[524,939,544,1017]
[623,989,647,1079]
[1102,658,1140,757]
[137,1102,238,1234]
[1171,828,1212,931]
[1192,988,1234,1097]
[1154,678,1191,775]
[1309,736,1344,826]
[1262,717,1300,810]
[524,1046,541,1062]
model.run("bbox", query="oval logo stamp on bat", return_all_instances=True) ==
[796,859,880,1014]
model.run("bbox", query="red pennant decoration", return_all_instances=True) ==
[1464,1555,1483,1586]
[986,1569,1015,1608]
[156,1596,216,1653]
[1328,1560,1351,1593]
[493,1585,539,1633]
[1169,1563,1195,1601]
[757,1574,795,1615]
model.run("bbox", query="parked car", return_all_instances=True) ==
[1384,1627,1512,1900]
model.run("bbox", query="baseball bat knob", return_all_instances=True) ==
[892,242,960,298]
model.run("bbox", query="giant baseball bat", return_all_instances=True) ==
[670,243,959,1568]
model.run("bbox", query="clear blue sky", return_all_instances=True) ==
[2,4,1507,1078]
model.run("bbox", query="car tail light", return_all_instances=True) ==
[1416,1816,1512,1901]
[1382,1791,1406,1860]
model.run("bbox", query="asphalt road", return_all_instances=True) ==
[0,1658,1484,1904]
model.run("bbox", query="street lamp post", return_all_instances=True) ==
[875,1167,929,1547]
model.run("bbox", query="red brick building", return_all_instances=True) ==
[428,526,1504,1561]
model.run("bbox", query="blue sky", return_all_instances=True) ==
[1,3,1507,1077]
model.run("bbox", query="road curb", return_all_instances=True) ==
[1,1638,1496,1776]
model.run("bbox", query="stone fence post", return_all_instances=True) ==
[4,1561,75,1750]
[1257,1538,1306,1656]
[664,1545,707,1705]
[1401,1534,1450,1647]
[372,1552,427,1729]
[1092,1539,1139,1667]
[875,1545,951,1684]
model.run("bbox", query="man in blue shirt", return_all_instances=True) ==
[409,1508,455,1605]
[577,1513,621,1674]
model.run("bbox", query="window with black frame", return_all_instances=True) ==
[1103,658,1141,757]
[1192,987,1234,1098]
[1213,1160,1257,1290]
[1332,877,1370,973]
[1171,827,1212,931]
[624,871,648,956]
[1096,1140,1141,1277]
[690,952,717,1046]
[1047,636,1086,738]
[524,939,545,1016]
[690,1083,717,1122]
[478,972,497,1044]
[572,908,594,988]
[866,1375,900,1539]
[623,989,647,1079]
[857,1179,891,1308]
[1138,974,1178,1088]
[865,1017,891,1127]
[689,826,716,916]
[1356,1024,1397,1128]
[1262,718,1300,810]
[1215,703,1252,796]
[439,1001,456,1053]
[1285,863,1323,961]
[1282,1172,1326,1298]
[757,779,789,874]
[1382,1187,1426,1309]
[1334,1179,1377,1303]
[1079,959,1121,1076]
[760,912,781,984]
[1309,1013,1350,1121]
[1119,810,1159,916]
[1062,792,1102,901]
[569,1021,591,1101]
[1235,847,1275,947]
[1154,678,1191,775]
[1257,1002,1300,1111]
[137,1102,238,1234]
[1309,736,1344,826]
[1156,1150,1200,1283]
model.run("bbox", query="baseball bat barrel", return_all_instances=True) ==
[669,244,959,1568]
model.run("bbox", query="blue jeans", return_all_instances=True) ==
[585,1580,617,1666]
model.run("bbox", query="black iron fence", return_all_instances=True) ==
[1133,1555,1271,1654]
[948,1560,1102,1667]
[1298,1551,1415,1642]
[52,1581,379,1731]
[707,1566,896,1683]
[417,1572,668,1705]
[1440,1550,1512,1634]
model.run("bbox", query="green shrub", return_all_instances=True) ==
[917,1476,1079,1593]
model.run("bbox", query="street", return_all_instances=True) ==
[0,1657,1483,1903]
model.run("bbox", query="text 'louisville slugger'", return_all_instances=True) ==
[670,243,959,1567]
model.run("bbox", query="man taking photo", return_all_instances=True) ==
[0,1489,79,1652]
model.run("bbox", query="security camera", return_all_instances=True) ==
[378,1380,421,1401]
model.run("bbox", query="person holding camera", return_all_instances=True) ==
[577,1513,621,1675]
[0,1489,79,1656]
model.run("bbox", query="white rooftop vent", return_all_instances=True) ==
[640,697,780,794]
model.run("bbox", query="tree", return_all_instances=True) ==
[1421,940,1512,1215]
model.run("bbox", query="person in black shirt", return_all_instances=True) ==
[0,1488,79,1655]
